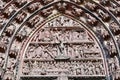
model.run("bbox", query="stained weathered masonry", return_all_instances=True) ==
[0,0,120,80]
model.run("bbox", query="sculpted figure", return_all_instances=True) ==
[16,27,27,41]
[58,41,65,55]
[72,31,80,41]
[21,28,27,37]
[43,29,51,41]
[87,61,93,75]
[72,6,83,16]
[41,7,53,17]
[22,62,29,75]
[108,58,115,73]
[95,64,101,75]
[85,2,97,11]
[4,4,16,17]
[7,58,16,71]
[58,29,65,42]
[74,45,80,58]
[4,59,15,80]
[28,15,39,27]
[57,3,67,12]
[51,29,59,43]
[5,24,16,36]
[32,61,40,75]
[34,46,43,58]
[0,1,4,9]
[3,70,14,80]
[114,56,119,69]
[115,7,120,16]
[106,42,112,55]
[99,63,104,75]
[28,3,40,12]
[52,46,58,57]
[15,0,27,7]
[67,44,74,58]
[110,22,119,32]
[0,15,5,26]
[70,0,84,4]
[0,56,4,68]
[37,29,44,41]
[43,50,49,59]
[26,45,36,58]
[97,9,110,21]
[86,13,98,26]
[1,35,9,44]
[64,31,71,42]
[17,12,27,23]
[43,0,53,4]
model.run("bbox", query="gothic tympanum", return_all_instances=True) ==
[0,0,120,80]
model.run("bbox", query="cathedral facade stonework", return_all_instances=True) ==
[0,0,120,80]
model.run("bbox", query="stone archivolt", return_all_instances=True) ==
[0,0,120,80]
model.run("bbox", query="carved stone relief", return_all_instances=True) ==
[21,16,105,77]
[0,0,120,79]
[22,60,105,76]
